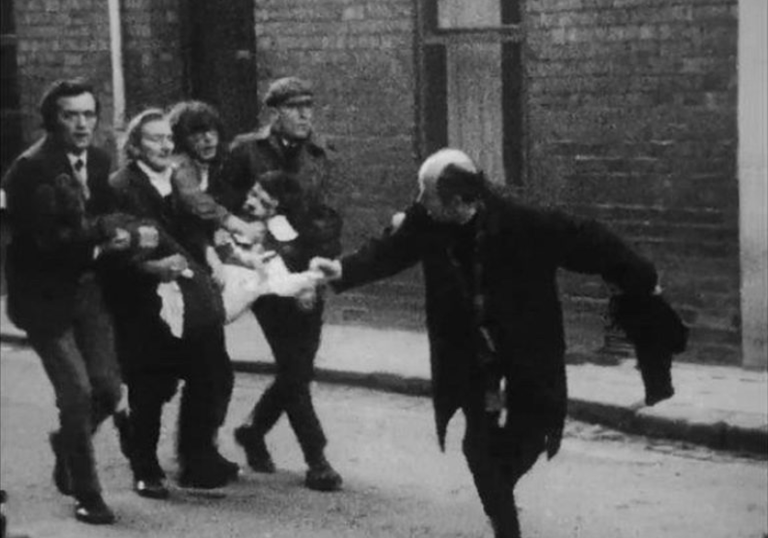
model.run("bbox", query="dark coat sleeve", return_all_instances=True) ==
[335,204,426,292]
[2,150,130,254]
[530,208,659,295]
[171,154,231,225]
[610,293,688,405]
[531,207,684,406]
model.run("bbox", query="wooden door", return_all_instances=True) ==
[181,0,259,136]
[420,0,524,187]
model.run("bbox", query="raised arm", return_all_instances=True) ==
[330,204,427,292]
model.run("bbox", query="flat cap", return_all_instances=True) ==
[264,77,314,107]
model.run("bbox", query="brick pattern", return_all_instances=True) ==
[253,0,417,231]
[14,0,114,147]
[12,0,185,155]
[526,0,740,364]
[120,0,184,118]
[8,0,743,364]
[254,0,423,314]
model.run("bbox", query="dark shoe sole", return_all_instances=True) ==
[178,472,230,490]
[74,501,116,525]
[305,471,343,492]
[134,479,170,500]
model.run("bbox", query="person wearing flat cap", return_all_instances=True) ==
[178,76,343,492]
[310,148,687,538]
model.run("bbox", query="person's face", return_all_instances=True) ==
[417,183,476,225]
[186,129,220,163]
[138,119,175,172]
[243,183,279,220]
[54,92,98,153]
[273,99,314,141]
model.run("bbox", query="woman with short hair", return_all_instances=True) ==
[103,109,238,499]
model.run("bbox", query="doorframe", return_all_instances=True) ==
[413,0,528,188]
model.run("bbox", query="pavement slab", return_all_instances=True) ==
[1,299,766,458]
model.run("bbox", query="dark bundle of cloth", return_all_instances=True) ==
[609,293,689,405]
[257,171,342,271]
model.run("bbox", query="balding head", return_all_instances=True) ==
[416,148,483,224]
[417,148,477,195]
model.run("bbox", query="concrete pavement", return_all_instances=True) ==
[1,297,766,457]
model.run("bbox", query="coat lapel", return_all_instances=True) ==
[128,163,174,228]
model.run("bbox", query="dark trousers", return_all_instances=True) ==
[246,295,327,464]
[121,323,233,479]
[461,394,546,538]
[27,275,122,498]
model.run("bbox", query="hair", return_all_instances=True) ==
[436,164,488,204]
[39,78,101,133]
[123,108,167,161]
[166,100,225,155]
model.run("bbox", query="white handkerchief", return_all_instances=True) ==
[221,264,269,323]
[157,281,185,338]
[261,256,315,296]
[267,215,299,242]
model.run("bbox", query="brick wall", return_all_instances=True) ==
[12,0,185,156]
[526,0,740,364]
[253,0,427,325]
[7,0,743,364]
[120,0,185,118]
[14,0,114,148]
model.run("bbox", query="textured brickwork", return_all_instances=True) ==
[254,0,741,364]
[6,0,743,364]
[254,0,424,318]
[526,0,740,364]
[120,0,184,117]
[12,0,185,155]
[14,0,114,147]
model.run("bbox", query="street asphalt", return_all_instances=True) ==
[1,297,766,458]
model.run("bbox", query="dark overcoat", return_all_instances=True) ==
[336,193,659,450]
[103,163,224,369]
[1,136,116,336]
[217,125,342,269]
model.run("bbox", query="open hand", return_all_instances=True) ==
[136,225,160,249]
[309,257,342,282]
[104,227,131,252]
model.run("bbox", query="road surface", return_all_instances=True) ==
[1,343,766,538]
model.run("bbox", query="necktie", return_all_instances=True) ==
[73,158,90,199]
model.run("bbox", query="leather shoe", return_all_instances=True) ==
[49,432,72,496]
[178,466,230,489]
[74,494,116,525]
[134,477,170,499]
[305,457,342,492]
[212,452,241,482]
[234,426,276,473]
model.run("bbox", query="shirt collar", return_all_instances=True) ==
[136,160,174,196]
[67,151,88,168]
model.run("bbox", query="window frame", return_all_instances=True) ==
[414,0,528,188]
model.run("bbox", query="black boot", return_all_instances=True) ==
[73,493,116,525]
[234,426,276,473]
[305,454,342,492]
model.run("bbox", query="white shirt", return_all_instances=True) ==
[137,160,174,198]
[198,163,210,192]
[67,151,89,197]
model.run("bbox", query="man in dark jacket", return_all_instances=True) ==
[220,77,343,491]
[171,78,343,490]
[1,79,153,524]
[310,149,682,538]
